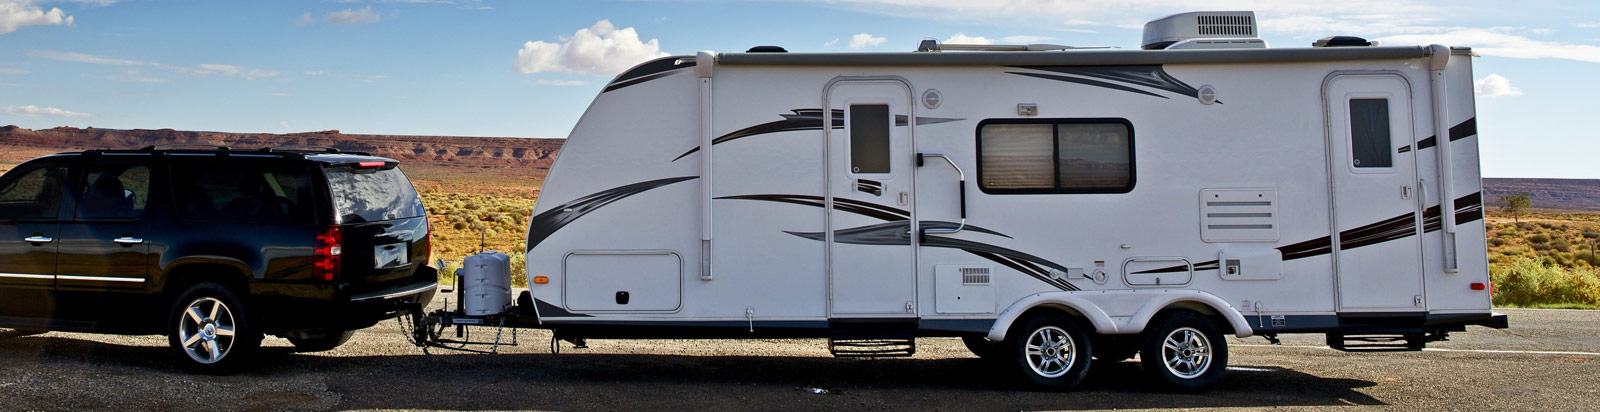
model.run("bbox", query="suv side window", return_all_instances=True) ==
[170,163,315,223]
[76,163,150,220]
[0,162,68,220]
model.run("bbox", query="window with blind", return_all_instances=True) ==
[977,119,1135,194]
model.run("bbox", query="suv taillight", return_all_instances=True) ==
[314,225,342,281]
[424,217,432,264]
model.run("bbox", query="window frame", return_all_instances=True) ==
[975,117,1137,195]
[1344,93,1398,174]
[845,100,895,177]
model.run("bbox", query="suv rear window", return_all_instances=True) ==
[325,166,424,223]
[171,163,316,223]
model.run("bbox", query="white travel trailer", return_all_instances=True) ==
[429,11,1509,391]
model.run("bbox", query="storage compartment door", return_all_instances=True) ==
[564,251,682,312]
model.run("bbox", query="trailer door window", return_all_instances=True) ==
[1349,98,1393,169]
[849,104,891,174]
[978,119,1134,194]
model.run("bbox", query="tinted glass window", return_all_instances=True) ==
[1350,98,1393,168]
[0,163,67,219]
[979,123,1054,189]
[170,163,315,223]
[1058,123,1133,189]
[978,119,1134,193]
[849,104,891,174]
[325,166,423,223]
[78,164,150,219]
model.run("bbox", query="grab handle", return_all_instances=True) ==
[916,153,966,241]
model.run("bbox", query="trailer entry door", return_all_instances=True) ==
[1325,73,1425,312]
[824,79,917,317]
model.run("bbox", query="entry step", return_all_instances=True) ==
[828,338,916,357]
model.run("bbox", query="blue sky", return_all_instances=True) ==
[1,0,1597,178]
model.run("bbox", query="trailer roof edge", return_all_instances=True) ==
[717,46,1435,67]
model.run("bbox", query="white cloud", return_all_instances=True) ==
[1062,18,1098,26]
[823,38,840,47]
[194,63,279,80]
[1474,74,1522,97]
[0,66,29,75]
[28,50,141,65]
[1530,28,1554,35]
[513,20,668,76]
[296,12,314,26]
[325,6,380,24]
[98,69,166,83]
[1578,22,1600,29]
[303,70,328,76]
[1377,29,1600,64]
[534,79,588,86]
[0,0,73,35]
[1,104,92,118]
[268,92,290,97]
[943,33,992,45]
[849,33,887,49]
[279,120,290,127]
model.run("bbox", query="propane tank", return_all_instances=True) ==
[459,251,512,316]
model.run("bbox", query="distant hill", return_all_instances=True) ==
[0,125,563,179]
[1483,178,1600,212]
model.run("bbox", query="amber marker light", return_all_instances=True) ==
[533,276,549,284]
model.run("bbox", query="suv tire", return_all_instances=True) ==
[167,283,262,374]
[287,329,356,352]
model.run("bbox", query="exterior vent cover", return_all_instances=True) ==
[960,267,991,285]
[1199,188,1280,242]
[1196,14,1254,36]
[1142,11,1261,50]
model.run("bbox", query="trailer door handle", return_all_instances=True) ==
[113,236,144,245]
[916,153,966,241]
[23,235,52,244]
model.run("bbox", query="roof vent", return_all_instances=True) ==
[1142,11,1263,50]
[1313,36,1376,47]
[746,45,787,53]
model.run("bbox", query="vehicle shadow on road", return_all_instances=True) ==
[0,334,1383,411]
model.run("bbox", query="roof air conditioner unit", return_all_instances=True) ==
[1142,11,1264,50]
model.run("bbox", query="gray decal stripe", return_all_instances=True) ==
[1007,72,1168,99]
[526,176,699,250]
[1400,118,1478,153]
[673,109,963,161]
[784,221,1078,291]
[1011,65,1203,100]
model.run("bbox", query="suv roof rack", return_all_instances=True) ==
[262,145,350,154]
[140,144,231,151]
[80,145,375,158]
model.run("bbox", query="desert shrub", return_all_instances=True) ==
[1527,234,1551,244]
[1582,229,1600,239]
[1516,222,1536,231]
[1491,258,1600,307]
[1488,238,1508,247]
[1552,238,1573,253]
[1530,243,1552,252]
[1538,222,1556,230]
[1498,230,1521,238]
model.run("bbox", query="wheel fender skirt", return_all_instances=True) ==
[986,290,1254,342]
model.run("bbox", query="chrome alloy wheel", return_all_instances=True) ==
[1162,326,1213,379]
[1025,325,1079,378]
[177,297,237,364]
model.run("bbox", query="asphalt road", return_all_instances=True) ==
[1,307,1595,411]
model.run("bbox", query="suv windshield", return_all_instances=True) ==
[325,166,424,223]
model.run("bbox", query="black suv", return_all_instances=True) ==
[0,147,436,372]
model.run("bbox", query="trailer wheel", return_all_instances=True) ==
[287,329,356,352]
[166,283,261,374]
[962,335,1000,361]
[1140,311,1227,391]
[1005,313,1092,390]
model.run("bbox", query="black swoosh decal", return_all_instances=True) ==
[1400,118,1477,153]
[672,109,964,161]
[526,176,699,250]
[784,221,1078,291]
[1007,72,1168,99]
[603,56,694,93]
[1009,65,1204,100]
[1135,192,1485,274]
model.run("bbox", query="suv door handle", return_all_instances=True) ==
[23,235,53,243]
[113,236,144,245]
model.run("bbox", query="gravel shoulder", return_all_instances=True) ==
[1,307,1594,411]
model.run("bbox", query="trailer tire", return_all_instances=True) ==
[287,329,356,352]
[1005,312,1092,391]
[962,335,1001,361]
[1140,311,1227,392]
[166,283,261,374]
